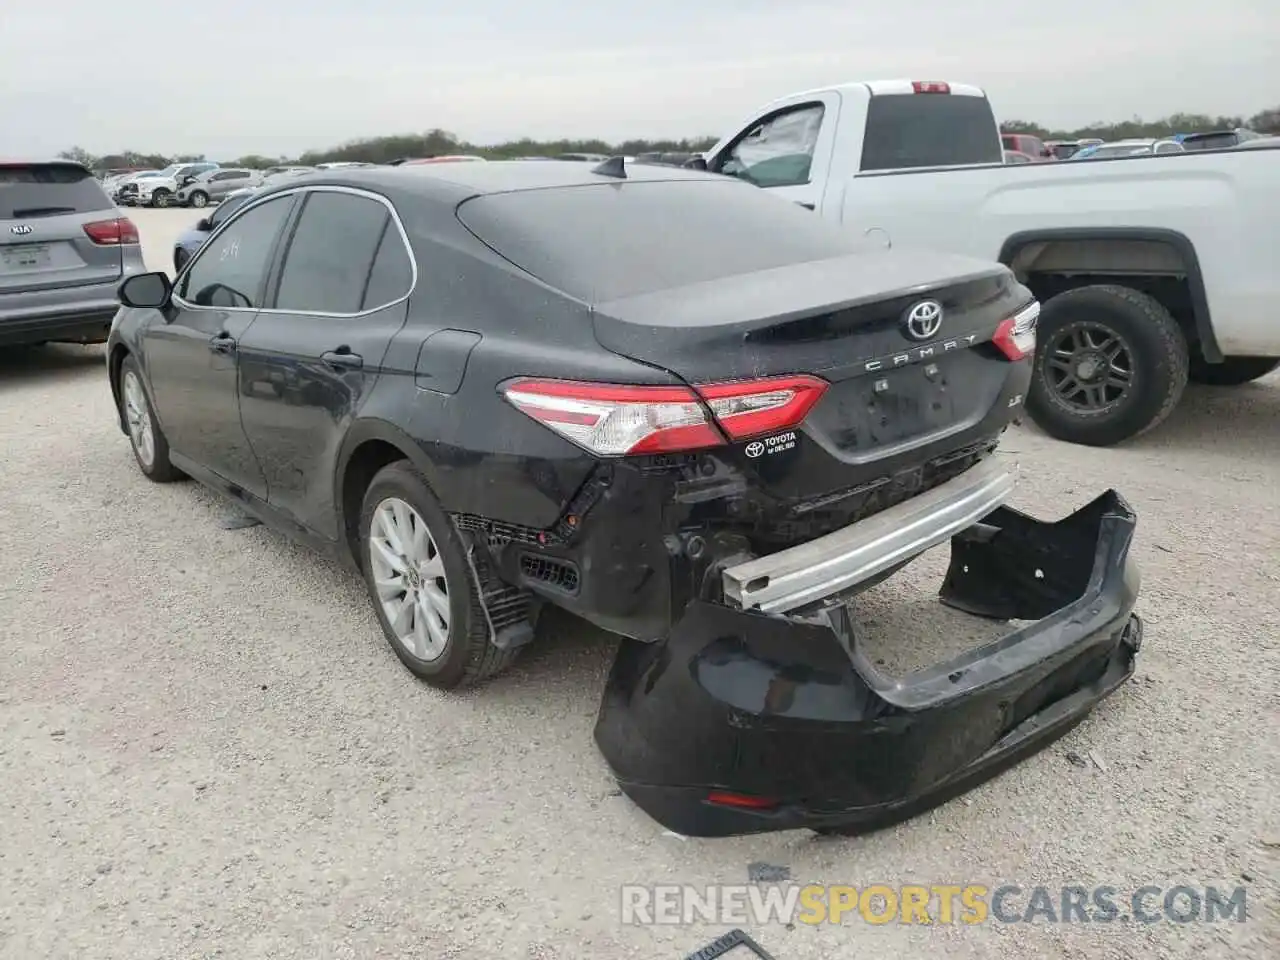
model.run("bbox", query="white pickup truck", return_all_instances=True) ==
[691,79,1280,446]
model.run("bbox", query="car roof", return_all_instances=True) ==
[254,159,729,207]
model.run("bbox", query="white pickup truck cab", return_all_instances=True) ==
[695,79,1280,446]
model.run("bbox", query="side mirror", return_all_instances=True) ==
[118,271,172,309]
[181,176,197,186]
[683,156,708,171]
[196,217,211,231]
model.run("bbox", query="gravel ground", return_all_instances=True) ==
[0,208,1276,960]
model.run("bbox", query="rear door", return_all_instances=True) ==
[0,162,122,296]
[208,170,248,200]
[236,187,414,540]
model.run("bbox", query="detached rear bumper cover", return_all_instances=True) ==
[594,490,1142,838]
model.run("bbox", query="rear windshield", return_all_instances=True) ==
[457,179,868,302]
[0,164,113,219]
[862,93,1003,171]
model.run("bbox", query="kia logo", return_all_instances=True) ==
[10,224,33,235]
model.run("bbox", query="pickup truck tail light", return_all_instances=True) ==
[912,81,951,94]
[993,301,1040,361]
[501,375,828,456]
[83,217,139,245]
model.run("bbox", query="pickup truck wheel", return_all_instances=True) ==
[1026,285,1188,447]
[151,188,171,208]
[359,461,519,689]
[1187,355,1280,387]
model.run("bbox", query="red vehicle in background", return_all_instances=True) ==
[1000,133,1052,160]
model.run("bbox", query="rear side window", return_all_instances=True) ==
[1182,133,1237,151]
[862,94,1003,171]
[273,191,393,314]
[0,164,113,219]
[457,179,868,302]
[360,224,414,311]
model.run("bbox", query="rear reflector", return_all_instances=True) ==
[993,301,1040,361]
[706,791,780,810]
[912,80,951,94]
[83,217,139,245]
[501,374,829,456]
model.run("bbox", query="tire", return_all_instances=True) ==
[1187,354,1280,387]
[119,355,183,482]
[189,191,209,208]
[358,460,519,689]
[1025,284,1188,447]
[151,188,171,208]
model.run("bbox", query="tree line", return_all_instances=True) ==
[61,106,1280,171]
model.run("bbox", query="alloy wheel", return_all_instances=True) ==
[122,370,155,468]
[367,497,451,662]
[1042,322,1135,413]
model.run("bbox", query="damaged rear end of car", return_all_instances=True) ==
[453,170,1142,837]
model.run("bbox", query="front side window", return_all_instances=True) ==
[272,191,395,314]
[716,103,825,188]
[177,195,294,308]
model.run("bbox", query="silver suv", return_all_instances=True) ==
[1,161,148,347]
[175,168,263,208]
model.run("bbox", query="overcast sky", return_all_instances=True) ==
[2,1,1277,158]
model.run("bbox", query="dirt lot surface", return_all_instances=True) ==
[1,207,1276,959]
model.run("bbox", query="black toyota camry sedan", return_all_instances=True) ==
[107,159,1145,837]
[109,159,1045,683]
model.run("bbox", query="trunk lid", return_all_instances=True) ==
[591,250,1031,498]
[1,163,123,296]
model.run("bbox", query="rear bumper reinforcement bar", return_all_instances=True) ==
[722,456,1016,613]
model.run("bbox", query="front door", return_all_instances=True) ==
[706,93,841,213]
[236,188,414,540]
[143,192,298,498]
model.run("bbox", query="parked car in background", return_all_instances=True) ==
[260,165,313,178]
[1179,128,1264,151]
[313,161,375,170]
[692,78,1280,446]
[176,167,262,207]
[1045,140,1085,159]
[112,170,162,203]
[1,160,146,346]
[1001,133,1052,160]
[394,156,487,166]
[557,153,610,162]
[124,161,219,207]
[1232,136,1280,150]
[258,168,317,189]
[171,188,257,271]
[1004,150,1035,164]
[1071,139,1184,159]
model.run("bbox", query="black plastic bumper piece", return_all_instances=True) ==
[593,489,1142,838]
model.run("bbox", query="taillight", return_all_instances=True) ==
[500,374,828,456]
[993,301,1040,361]
[695,375,827,440]
[912,80,951,94]
[83,217,139,245]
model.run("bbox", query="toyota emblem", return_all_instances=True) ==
[744,441,765,458]
[10,224,33,236]
[903,300,943,341]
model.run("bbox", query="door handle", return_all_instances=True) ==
[796,201,816,210]
[321,348,363,370]
[209,333,236,353]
